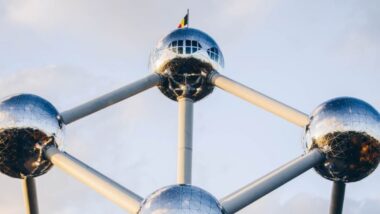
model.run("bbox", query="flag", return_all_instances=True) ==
[177,12,189,28]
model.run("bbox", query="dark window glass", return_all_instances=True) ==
[207,47,219,61]
[169,40,183,54]
[170,40,204,54]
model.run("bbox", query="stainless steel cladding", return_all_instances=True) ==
[150,28,224,101]
[304,97,380,182]
[0,94,64,178]
[139,184,225,214]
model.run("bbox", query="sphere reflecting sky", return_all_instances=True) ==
[139,184,225,214]
[0,94,64,178]
[150,28,224,101]
[304,97,380,182]
[150,28,224,74]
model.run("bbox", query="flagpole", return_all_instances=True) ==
[187,9,189,28]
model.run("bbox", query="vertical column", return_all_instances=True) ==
[22,177,39,214]
[329,181,346,214]
[177,97,194,184]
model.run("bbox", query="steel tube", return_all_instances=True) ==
[220,149,325,213]
[210,73,309,127]
[329,181,346,214]
[61,73,161,124]
[45,147,143,213]
[177,97,194,184]
[22,177,39,214]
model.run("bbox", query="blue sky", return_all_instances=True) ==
[0,0,379,213]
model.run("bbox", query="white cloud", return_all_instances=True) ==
[2,0,278,48]
[0,65,163,213]
[239,192,380,214]
[0,1,379,213]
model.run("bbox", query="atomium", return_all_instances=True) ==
[1,24,379,214]
[139,184,225,214]
[304,97,380,182]
[0,94,64,178]
[150,28,224,101]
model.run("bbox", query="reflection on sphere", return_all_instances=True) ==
[150,28,224,101]
[139,184,225,214]
[305,97,380,182]
[0,94,64,178]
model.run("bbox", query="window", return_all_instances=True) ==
[185,40,192,54]
[188,40,202,54]
[192,41,201,53]
[207,47,219,61]
[168,40,202,54]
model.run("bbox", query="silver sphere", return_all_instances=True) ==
[139,184,225,214]
[150,28,224,101]
[0,94,64,178]
[305,97,380,182]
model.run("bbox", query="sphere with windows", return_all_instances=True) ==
[150,28,224,101]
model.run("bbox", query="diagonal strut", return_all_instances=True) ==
[44,146,143,214]
[210,72,309,127]
[61,73,161,124]
[220,149,325,213]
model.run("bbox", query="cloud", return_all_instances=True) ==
[1,0,279,49]
[0,65,163,213]
[0,1,379,213]
[239,192,380,214]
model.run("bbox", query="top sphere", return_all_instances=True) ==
[139,184,225,214]
[150,28,224,74]
[304,97,380,182]
[0,94,64,178]
[149,28,224,101]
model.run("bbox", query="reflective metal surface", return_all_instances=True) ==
[139,184,225,214]
[0,94,64,178]
[304,97,380,182]
[150,28,224,101]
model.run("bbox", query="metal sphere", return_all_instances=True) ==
[305,97,380,182]
[0,94,64,178]
[150,28,224,101]
[139,184,225,214]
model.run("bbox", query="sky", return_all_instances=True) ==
[0,0,379,213]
